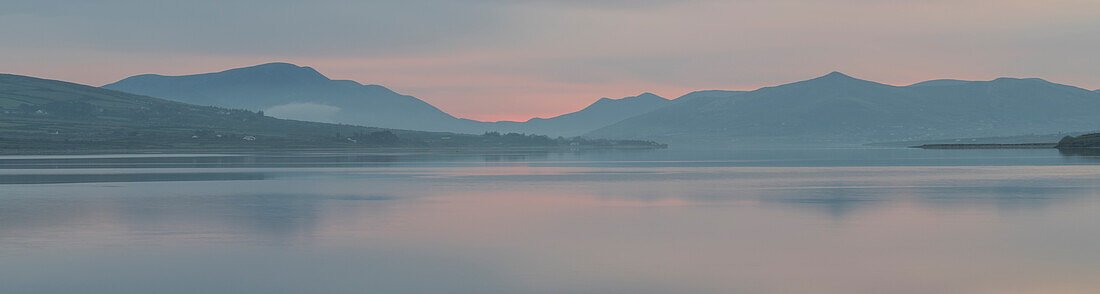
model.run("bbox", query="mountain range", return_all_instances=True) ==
[102,63,1100,144]
[104,63,667,137]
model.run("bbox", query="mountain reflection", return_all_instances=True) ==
[1058,148,1100,159]
[2,151,1099,248]
[3,151,1100,294]
[0,189,396,247]
[759,187,880,220]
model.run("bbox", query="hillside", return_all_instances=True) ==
[587,72,1100,144]
[0,74,664,152]
[1057,133,1100,148]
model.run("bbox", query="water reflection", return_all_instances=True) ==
[2,146,1097,171]
[2,151,1100,294]
[916,185,1079,211]
[0,171,267,184]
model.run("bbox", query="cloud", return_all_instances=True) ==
[0,0,515,56]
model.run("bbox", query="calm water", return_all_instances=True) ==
[2,147,1099,294]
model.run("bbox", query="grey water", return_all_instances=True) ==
[2,147,1099,294]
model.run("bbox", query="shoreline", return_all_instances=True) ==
[912,143,1057,149]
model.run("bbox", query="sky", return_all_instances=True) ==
[2,0,1099,121]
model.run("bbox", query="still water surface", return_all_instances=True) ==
[2,147,1099,293]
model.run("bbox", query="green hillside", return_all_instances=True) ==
[0,74,664,152]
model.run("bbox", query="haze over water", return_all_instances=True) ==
[2,148,1099,294]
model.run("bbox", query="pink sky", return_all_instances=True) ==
[3,0,1099,121]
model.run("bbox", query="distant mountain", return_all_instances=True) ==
[476,93,671,137]
[1,74,662,151]
[103,63,673,136]
[587,72,1100,144]
[103,62,461,131]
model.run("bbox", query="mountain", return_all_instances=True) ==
[587,72,1100,144]
[0,74,662,151]
[103,62,461,131]
[476,93,671,137]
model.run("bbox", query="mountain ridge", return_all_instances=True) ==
[586,72,1100,144]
